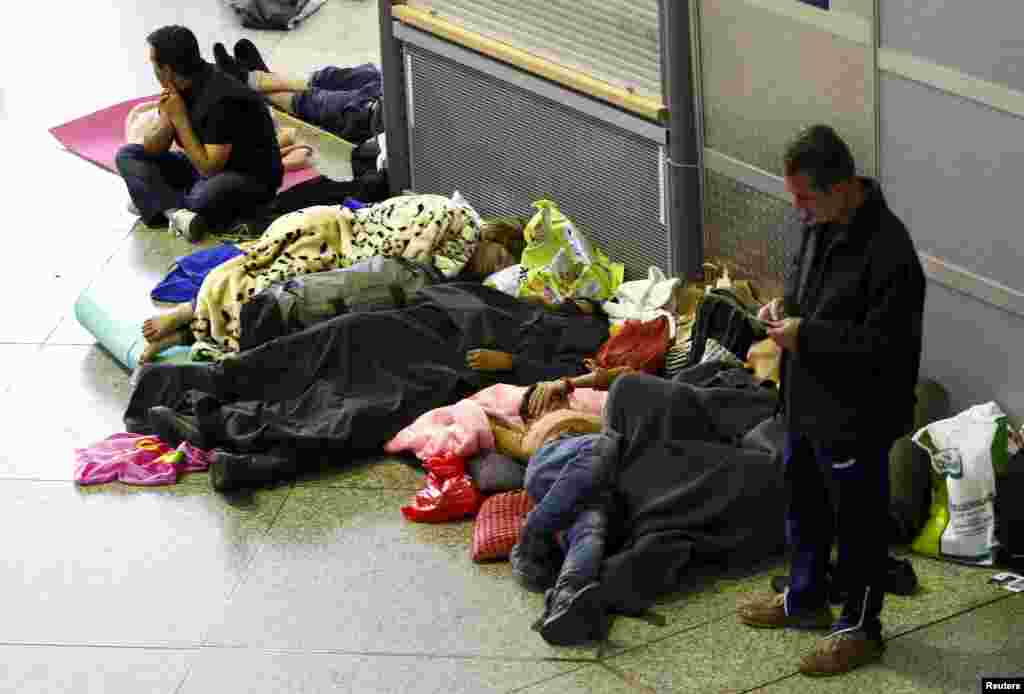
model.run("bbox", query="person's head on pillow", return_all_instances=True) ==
[465,240,517,278]
[481,216,527,259]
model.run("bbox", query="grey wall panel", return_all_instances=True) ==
[704,170,801,299]
[406,0,661,98]
[404,45,669,281]
[880,0,1024,93]
[881,74,1024,293]
[700,0,876,177]
[921,282,1024,420]
[832,0,873,21]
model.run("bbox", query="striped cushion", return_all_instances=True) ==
[471,490,534,562]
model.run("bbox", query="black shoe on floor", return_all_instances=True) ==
[539,581,607,646]
[209,450,247,493]
[148,406,207,449]
[213,42,248,84]
[233,38,270,73]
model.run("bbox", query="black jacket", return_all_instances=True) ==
[779,178,926,446]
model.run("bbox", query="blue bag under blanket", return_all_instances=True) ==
[151,243,244,304]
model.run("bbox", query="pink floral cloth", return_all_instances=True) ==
[384,383,607,461]
[74,433,214,486]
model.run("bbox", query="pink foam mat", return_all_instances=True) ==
[49,95,321,192]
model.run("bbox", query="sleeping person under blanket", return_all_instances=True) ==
[139,194,519,362]
[511,342,784,644]
[126,283,611,491]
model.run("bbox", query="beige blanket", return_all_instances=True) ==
[191,195,480,356]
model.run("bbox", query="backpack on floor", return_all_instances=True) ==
[239,257,443,351]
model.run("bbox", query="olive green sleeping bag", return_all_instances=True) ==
[888,380,951,544]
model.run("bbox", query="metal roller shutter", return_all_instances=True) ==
[406,0,662,99]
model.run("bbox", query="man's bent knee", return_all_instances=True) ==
[115,143,149,175]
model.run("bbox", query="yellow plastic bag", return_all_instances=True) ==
[518,200,623,305]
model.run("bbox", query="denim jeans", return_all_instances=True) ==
[524,433,613,586]
[115,144,277,227]
[783,431,893,637]
[291,64,382,142]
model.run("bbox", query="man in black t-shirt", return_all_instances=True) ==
[115,25,283,241]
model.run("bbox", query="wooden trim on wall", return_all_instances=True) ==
[919,253,1024,320]
[704,148,789,201]
[392,4,668,122]
[880,49,1024,121]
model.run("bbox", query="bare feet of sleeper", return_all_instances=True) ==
[139,329,189,364]
[142,303,195,340]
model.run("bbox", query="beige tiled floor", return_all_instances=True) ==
[1,1,1020,691]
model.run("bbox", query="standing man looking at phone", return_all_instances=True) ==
[736,125,926,676]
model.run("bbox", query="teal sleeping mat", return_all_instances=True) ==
[74,266,192,372]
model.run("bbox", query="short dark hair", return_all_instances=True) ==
[147,25,204,78]
[783,124,856,192]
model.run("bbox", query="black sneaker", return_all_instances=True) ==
[539,581,607,646]
[233,38,270,73]
[213,42,248,84]
[209,450,247,493]
[148,406,207,449]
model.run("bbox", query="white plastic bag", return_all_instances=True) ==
[602,266,680,337]
[911,401,1015,565]
[483,264,525,297]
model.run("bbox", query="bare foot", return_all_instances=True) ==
[142,303,194,340]
[139,330,188,364]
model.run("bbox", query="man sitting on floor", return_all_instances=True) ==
[213,39,384,145]
[116,25,283,241]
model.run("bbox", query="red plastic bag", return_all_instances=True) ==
[401,453,484,523]
[595,316,671,374]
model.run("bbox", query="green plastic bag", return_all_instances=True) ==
[517,200,623,306]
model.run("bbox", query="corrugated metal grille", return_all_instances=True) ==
[406,0,662,99]
[405,45,669,281]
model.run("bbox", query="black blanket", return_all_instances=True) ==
[596,369,786,615]
[125,283,608,467]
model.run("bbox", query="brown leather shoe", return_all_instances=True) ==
[799,629,884,676]
[736,592,834,630]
